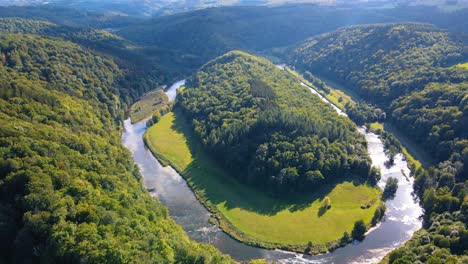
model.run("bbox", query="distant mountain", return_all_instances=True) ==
[117,4,468,73]
[2,0,467,17]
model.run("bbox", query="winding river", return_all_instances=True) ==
[122,79,423,263]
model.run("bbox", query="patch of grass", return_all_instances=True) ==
[284,67,354,111]
[455,62,468,69]
[326,89,354,111]
[129,89,168,123]
[401,146,422,172]
[145,110,382,252]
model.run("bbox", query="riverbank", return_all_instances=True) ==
[144,110,383,254]
[284,66,432,171]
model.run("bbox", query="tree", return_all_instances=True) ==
[318,196,332,216]
[371,204,386,226]
[341,231,351,245]
[351,220,367,241]
[382,177,398,200]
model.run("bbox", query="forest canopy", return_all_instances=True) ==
[290,23,468,105]
[176,51,378,195]
[0,32,230,263]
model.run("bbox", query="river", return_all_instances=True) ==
[122,79,423,263]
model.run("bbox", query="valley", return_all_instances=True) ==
[0,2,466,264]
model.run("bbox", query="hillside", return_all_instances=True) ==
[117,5,468,69]
[290,23,468,105]
[0,33,230,263]
[176,51,378,194]
[2,5,468,75]
[391,82,467,161]
[0,17,183,103]
[117,5,394,67]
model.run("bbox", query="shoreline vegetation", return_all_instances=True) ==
[137,52,427,257]
[129,89,170,123]
[284,66,427,176]
[144,110,384,254]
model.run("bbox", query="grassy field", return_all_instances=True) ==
[129,89,168,123]
[369,122,384,132]
[455,62,468,69]
[401,146,423,172]
[327,88,354,111]
[145,110,382,251]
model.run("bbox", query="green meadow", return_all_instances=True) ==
[145,111,382,252]
[455,62,468,69]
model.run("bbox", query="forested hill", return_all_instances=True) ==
[0,33,230,263]
[391,82,467,162]
[0,17,180,101]
[2,5,468,75]
[289,23,468,163]
[117,5,392,62]
[177,51,379,195]
[117,5,468,70]
[290,23,468,105]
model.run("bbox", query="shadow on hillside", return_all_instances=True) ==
[170,109,369,216]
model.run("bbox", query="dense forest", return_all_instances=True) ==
[0,33,230,263]
[0,17,179,96]
[391,82,467,162]
[176,51,379,194]
[290,23,467,105]
[289,23,468,263]
[0,3,467,263]
[386,82,468,263]
[2,4,468,74]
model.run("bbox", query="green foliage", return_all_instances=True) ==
[293,23,467,263]
[0,5,136,28]
[388,226,467,264]
[391,82,467,162]
[346,101,386,126]
[0,17,174,103]
[351,220,367,241]
[0,32,230,263]
[177,51,375,194]
[340,231,351,245]
[382,178,399,200]
[388,80,467,264]
[371,204,386,226]
[291,23,467,105]
[0,17,57,34]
